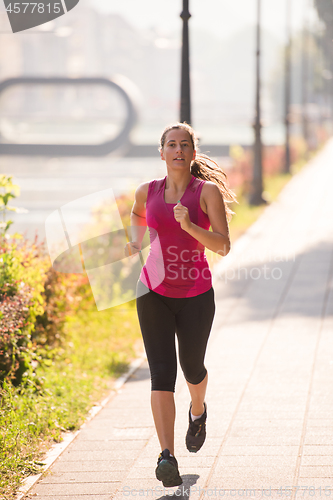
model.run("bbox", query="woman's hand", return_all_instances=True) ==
[173,201,192,232]
[181,182,230,255]
[124,241,141,257]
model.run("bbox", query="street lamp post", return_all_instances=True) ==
[326,35,333,128]
[250,0,265,205]
[284,0,292,173]
[301,0,309,149]
[180,0,191,124]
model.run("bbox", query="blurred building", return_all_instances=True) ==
[0,2,286,145]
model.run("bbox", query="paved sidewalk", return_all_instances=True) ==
[23,141,333,500]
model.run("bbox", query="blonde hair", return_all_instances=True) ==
[159,122,237,219]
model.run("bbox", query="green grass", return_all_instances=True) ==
[0,301,142,499]
[64,301,143,377]
[0,367,102,493]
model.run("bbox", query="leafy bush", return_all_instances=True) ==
[0,234,88,385]
[0,236,47,383]
[33,265,87,347]
[0,285,34,383]
[0,179,137,385]
[227,139,310,197]
[0,175,23,238]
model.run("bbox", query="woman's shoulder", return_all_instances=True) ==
[201,180,221,196]
[135,177,166,201]
[134,182,149,204]
[200,181,223,211]
[136,181,150,194]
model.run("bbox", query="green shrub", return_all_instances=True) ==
[0,285,34,384]
[0,184,137,386]
[0,235,87,385]
[0,237,47,383]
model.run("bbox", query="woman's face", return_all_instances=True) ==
[161,128,196,170]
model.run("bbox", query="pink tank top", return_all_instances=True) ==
[139,175,212,298]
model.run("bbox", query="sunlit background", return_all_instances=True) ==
[0,0,331,239]
[0,0,323,144]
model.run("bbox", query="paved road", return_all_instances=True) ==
[20,140,333,499]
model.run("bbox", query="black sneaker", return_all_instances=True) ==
[186,402,207,453]
[155,449,182,487]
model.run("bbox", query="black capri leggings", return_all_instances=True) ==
[136,280,215,392]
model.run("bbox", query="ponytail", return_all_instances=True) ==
[191,154,236,220]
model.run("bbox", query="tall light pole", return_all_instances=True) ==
[250,0,265,205]
[318,29,327,131]
[301,0,309,149]
[284,0,292,173]
[180,0,191,124]
[325,34,333,129]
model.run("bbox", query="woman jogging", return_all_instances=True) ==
[126,122,236,488]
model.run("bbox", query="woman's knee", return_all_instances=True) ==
[182,364,207,386]
[150,362,177,392]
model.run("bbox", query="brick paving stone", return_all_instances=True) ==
[302,446,333,456]
[58,449,143,462]
[208,466,295,487]
[67,439,149,451]
[31,482,119,495]
[304,437,333,446]
[229,426,303,438]
[296,478,333,489]
[25,497,113,500]
[78,427,155,441]
[39,471,125,483]
[298,467,333,478]
[207,473,296,490]
[305,421,333,427]
[214,456,298,468]
[234,414,305,421]
[306,410,333,419]
[220,437,302,446]
[50,459,134,473]
[300,457,333,467]
[218,446,300,456]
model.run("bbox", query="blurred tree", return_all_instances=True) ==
[314,0,333,35]
[270,30,325,134]
[314,0,333,123]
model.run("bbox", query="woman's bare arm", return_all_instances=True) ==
[173,182,231,256]
[125,182,149,256]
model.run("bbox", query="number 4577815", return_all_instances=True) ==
[5,3,62,14]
